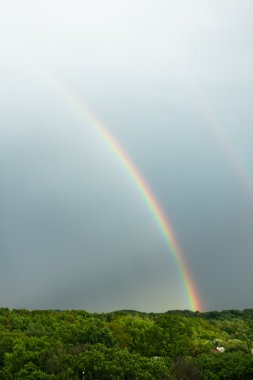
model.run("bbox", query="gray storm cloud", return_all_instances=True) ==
[0,0,253,311]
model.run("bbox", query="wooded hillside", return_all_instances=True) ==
[0,308,253,379]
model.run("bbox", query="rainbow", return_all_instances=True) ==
[202,110,253,201]
[189,86,253,202]
[78,110,202,311]
[37,70,202,311]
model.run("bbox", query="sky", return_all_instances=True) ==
[0,0,253,312]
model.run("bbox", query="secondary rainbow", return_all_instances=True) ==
[40,71,202,311]
[189,85,253,202]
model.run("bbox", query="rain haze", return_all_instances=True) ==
[0,0,253,312]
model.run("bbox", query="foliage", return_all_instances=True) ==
[0,308,252,379]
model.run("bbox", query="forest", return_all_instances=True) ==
[0,308,253,379]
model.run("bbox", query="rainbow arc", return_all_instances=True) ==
[37,70,202,311]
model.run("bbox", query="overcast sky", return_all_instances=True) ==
[1,0,253,312]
